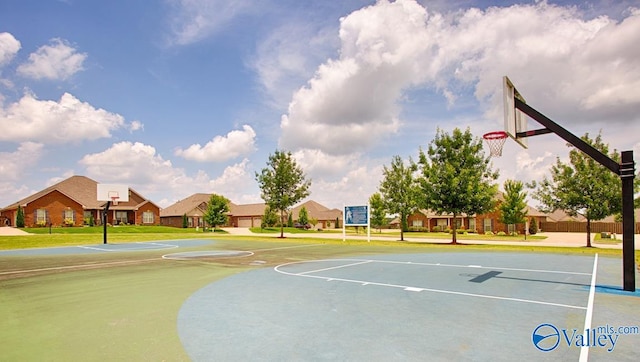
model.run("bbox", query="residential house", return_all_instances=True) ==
[160,194,342,229]
[228,203,267,228]
[0,175,160,227]
[159,193,210,228]
[290,200,343,229]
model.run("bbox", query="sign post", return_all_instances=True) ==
[343,204,370,242]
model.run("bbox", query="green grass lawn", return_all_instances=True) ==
[1,234,638,360]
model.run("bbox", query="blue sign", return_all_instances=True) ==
[345,205,368,226]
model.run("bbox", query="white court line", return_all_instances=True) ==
[0,258,159,276]
[274,259,589,310]
[579,253,598,362]
[370,259,591,276]
[77,243,178,252]
[298,260,372,275]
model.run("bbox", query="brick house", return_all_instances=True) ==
[160,195,342,229]
[159,193,210,228]
[406,193,547,234]
[0,175,160,227]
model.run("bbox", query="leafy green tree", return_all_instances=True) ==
[256,150,311,238]
[287,213,294,227]
[262,206,278,228]
[379,155,420,241]
[182,213,188,228]
[418,128,499,244]
[531,133,624,247]
[499,180,528,234]
[298,206,309,226]
[369,192,387,232]
[204,194,230,231]
[16,205,25,228]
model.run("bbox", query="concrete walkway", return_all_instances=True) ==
[0,227,31,236]
[222,227,640,250]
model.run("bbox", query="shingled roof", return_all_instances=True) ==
[2,175,103,210]
[159,193,212,217]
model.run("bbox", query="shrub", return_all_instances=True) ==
[497,231,507,236]
[16,206,25,228]
[529,218,538,235]
[484,231,494,235]
[64,218,75,226]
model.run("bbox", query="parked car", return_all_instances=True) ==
[294,223,311,229]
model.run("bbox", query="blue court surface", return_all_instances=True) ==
[0,239,213,256]
[177,252,640,361]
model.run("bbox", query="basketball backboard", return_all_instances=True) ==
[503,76,528,149]
[97,184,129,203]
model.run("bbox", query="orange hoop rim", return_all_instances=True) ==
[482,131,508,140]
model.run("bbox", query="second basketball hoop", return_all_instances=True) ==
[483,131,508,157]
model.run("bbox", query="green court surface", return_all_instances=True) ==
[1,239,638,361]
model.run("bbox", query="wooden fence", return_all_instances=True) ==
[540,221,640,234]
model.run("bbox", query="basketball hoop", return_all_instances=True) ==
[483,131,508,157]
[110,197,119,206]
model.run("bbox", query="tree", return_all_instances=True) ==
[418,128,499,244]
[379,155,420,241]
[262,206,278,228]
[287,213,293,227]
[369,192,387,232]
[16,205,25,228]
[256,150,311,238]
[499,180,528,235]
[182,213,188,228]
[204,194,230,231]
[531,133,624,247]
[298,206,309,226]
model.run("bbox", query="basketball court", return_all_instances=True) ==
[177,251,639,361]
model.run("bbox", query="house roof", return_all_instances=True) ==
[2,175,104,210]
[290,200,342,221]
[160,193,212,217]
[1,175,158,212]
[228,202,267,217]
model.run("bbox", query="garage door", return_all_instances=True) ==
[237,217,260,227]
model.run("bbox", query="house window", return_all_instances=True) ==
[36,209,48,225]
[507,224,516,234]
[115,211,128,225]
[468,218,476,232]
[483,219,493,233]
[64,209,74,221]
[412,220,423,227]
[83,211,92,225]
[455,219,462,229]
[142,211,154,224]
[436,219,448,227]
[63,209,75,226]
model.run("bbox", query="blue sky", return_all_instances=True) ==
[1,0,639,210]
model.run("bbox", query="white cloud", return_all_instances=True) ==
[280,0,433,155]
[80,141,176,184]
[0,32,21,67]
[0,142,44,181]
[16,38,87,80]
[175,124,256,162]
[80,142,260,207]
[0,92,139,144]
[167,0,259,45]
[292,148,362,179]
[251,22,338,108]
[279,0,640,196]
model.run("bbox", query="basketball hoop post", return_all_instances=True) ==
[103,201,110,245]
[505,79,636,292]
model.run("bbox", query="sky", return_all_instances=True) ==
[1,0,639,211]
